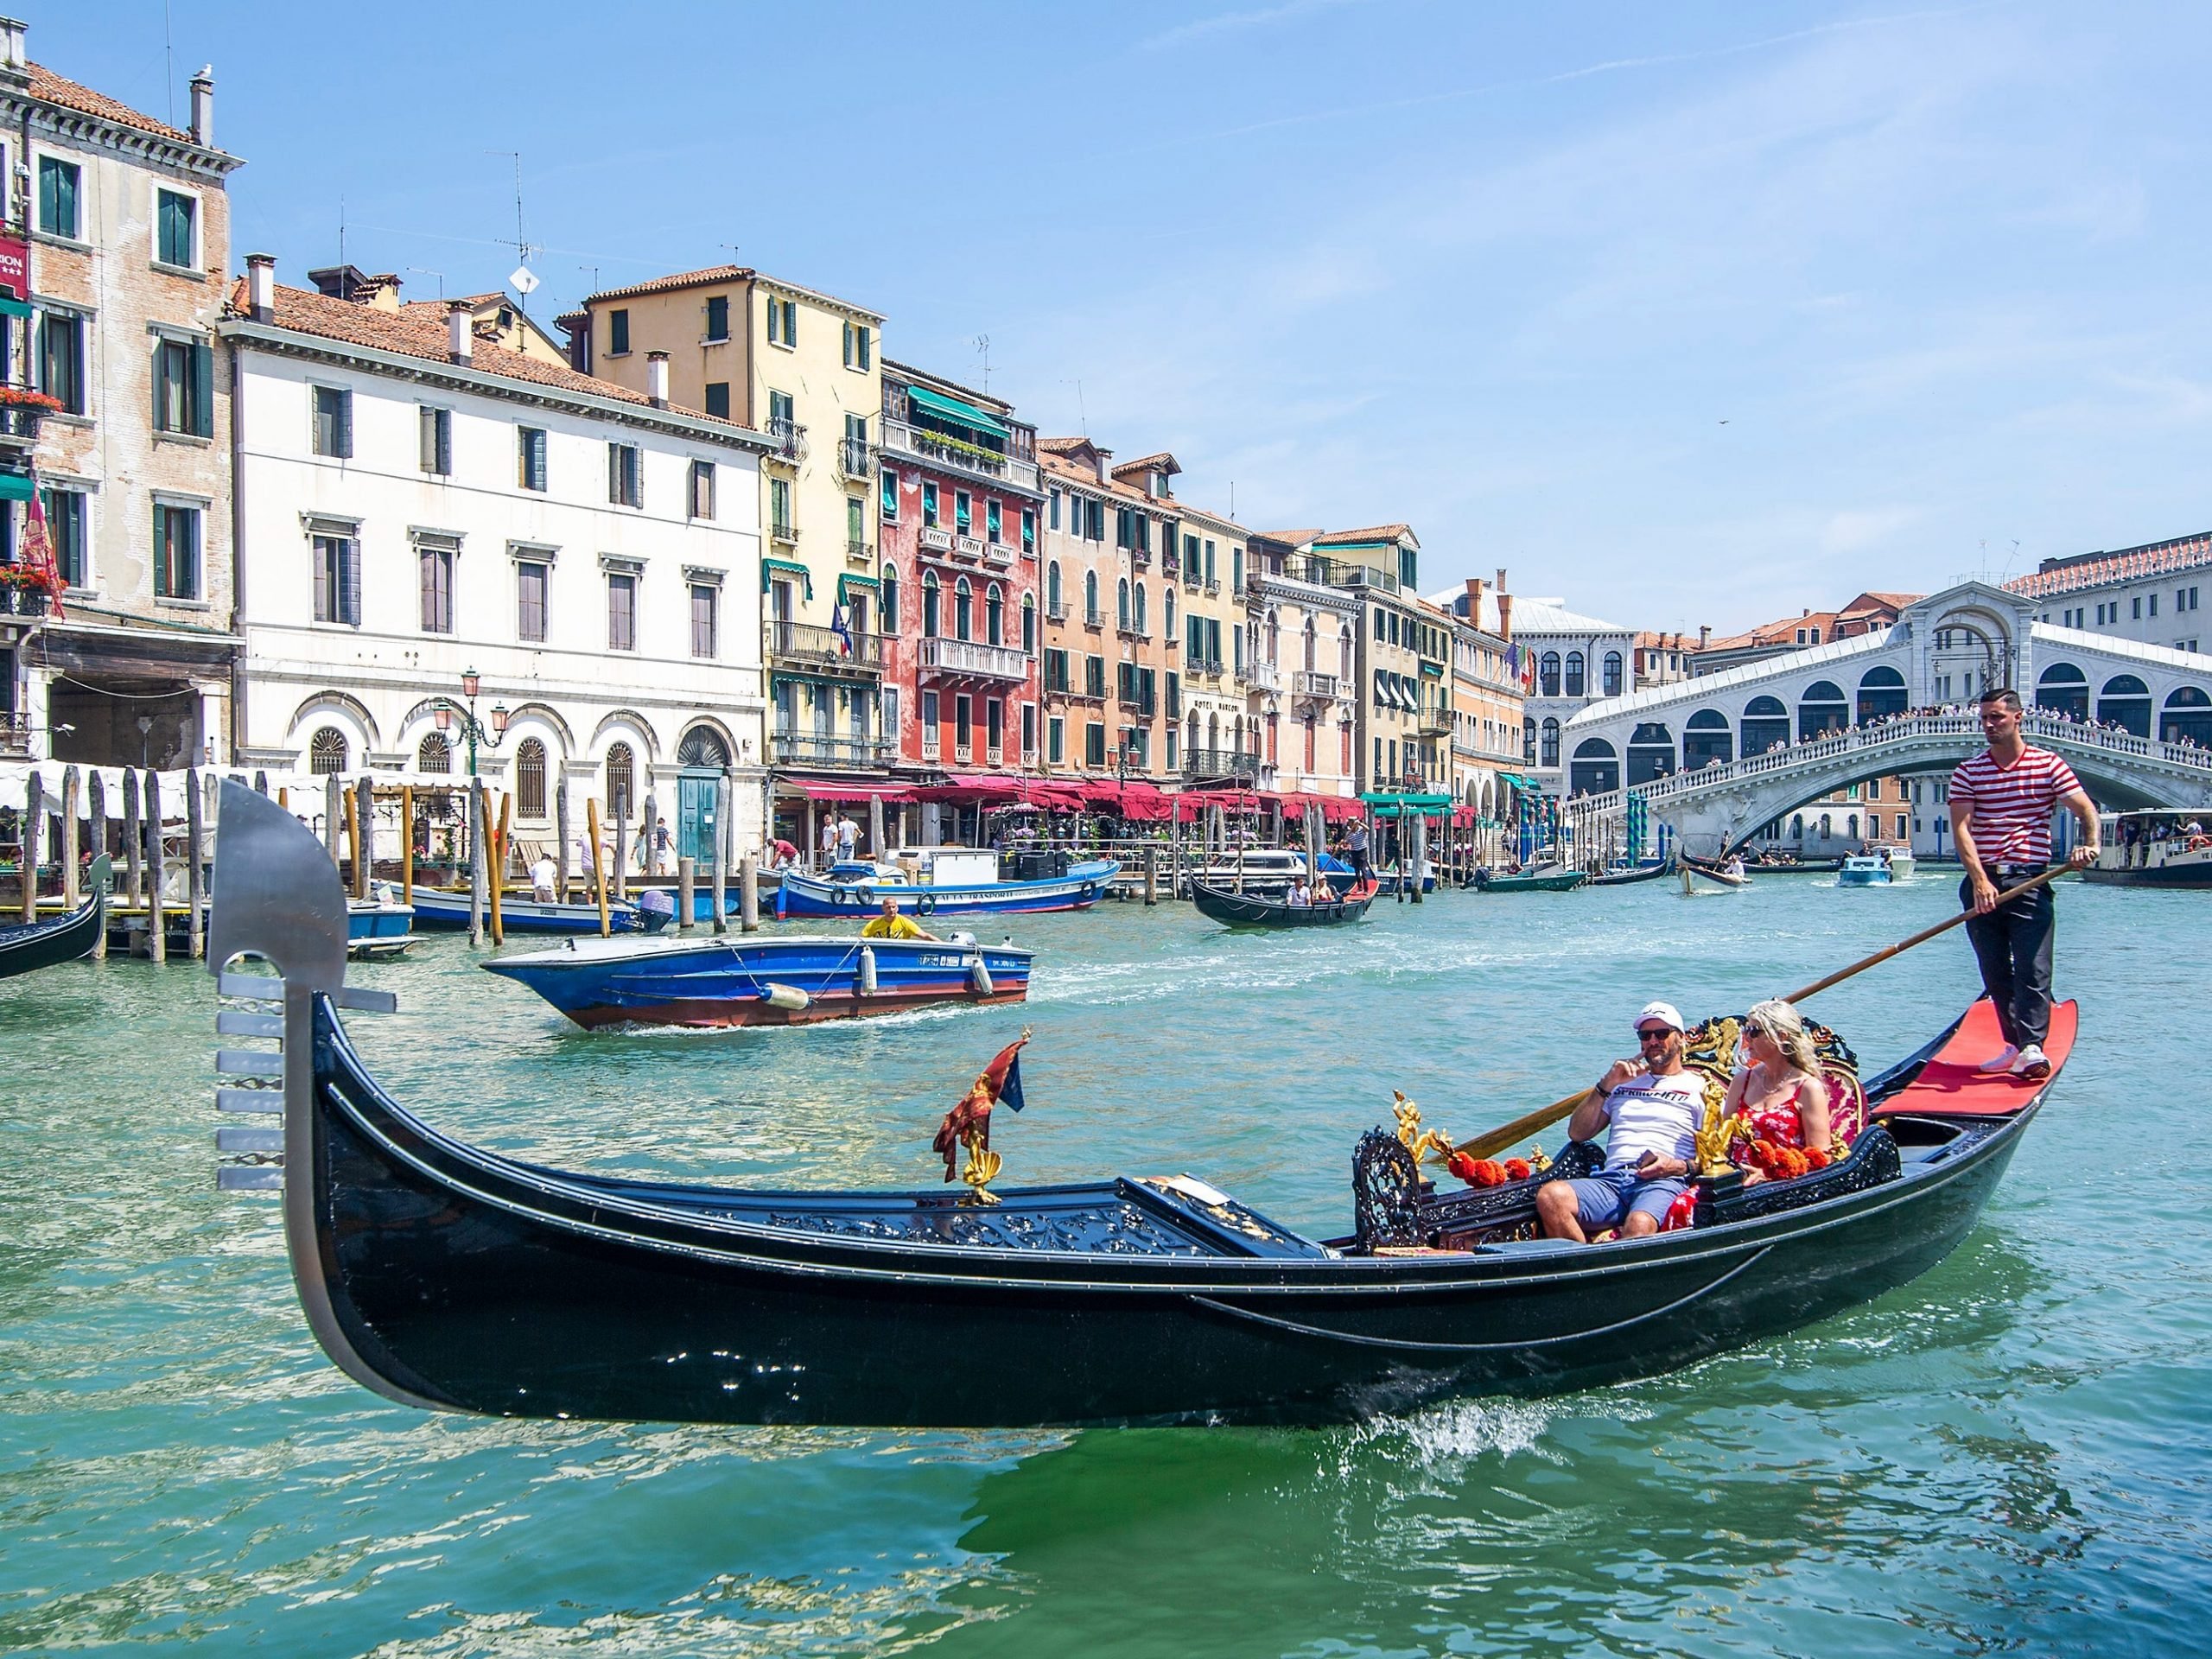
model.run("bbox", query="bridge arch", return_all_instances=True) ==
[2163,686,2212,746]
[1797,681,1848,741]
[1740,695,1789,757]
[2099,674,2152,737]
[1856,665,1908,723]
[1626,722,1675,785]
[1683,709,1732,770]
[2035,661,2088,721]
[1570,737,1618,797]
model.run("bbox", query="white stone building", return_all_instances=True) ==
[2005,530,2209,657]
[219,259,772,861]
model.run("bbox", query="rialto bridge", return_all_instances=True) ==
[1552,582,2212,852]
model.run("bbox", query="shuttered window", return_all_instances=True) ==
[607,442,641,507]
[690,583,718,658]
[607,573,636,651]
[153,504,201,601]
[313,533,360,625]
[156,189,196,268]
[518,426,548,491]
[419,406,453,475]
[36,156,79,238]
[419,543,454,633]
[517,562,548,642]
[312,386,353,458]
[151,336,213,437]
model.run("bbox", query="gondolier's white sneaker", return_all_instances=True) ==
[1975,1045,2018,1073]
[2010,1044,2050,1080]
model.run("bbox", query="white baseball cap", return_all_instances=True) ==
[1636,1001,1685,1033]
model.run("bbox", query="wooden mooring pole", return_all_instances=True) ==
[489,789,510,946]
[20,769,41,923]
[709,774,729,936]
[144,770,166,963]
[740,852,760,933]
[186,767,206,958]
[87,771,107,959]
[122,768,143,907]
[586,795,610,938]
[60,766,80,912]
[468,780,486,948]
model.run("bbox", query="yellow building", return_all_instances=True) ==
[563,268,887,777]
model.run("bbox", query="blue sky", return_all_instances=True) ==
[40,1,2212,635]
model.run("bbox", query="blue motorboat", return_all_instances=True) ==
[346,893,416,959]
[408,888,648,933]
[778,848,1120,919]
[1836,855,1894,887]
[481,931,1034,1028]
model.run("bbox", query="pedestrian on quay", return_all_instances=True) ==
[1948,687,2100,1081]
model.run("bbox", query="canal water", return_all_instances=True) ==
[3,874,2206,1656]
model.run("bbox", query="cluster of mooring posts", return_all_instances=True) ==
[1098,791,1459,904]
[3,765,219,960]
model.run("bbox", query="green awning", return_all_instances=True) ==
[761,557,813,601]
[0,296,30,320]
[1359,791,1455,811]
[836,573,880,601]
[906,385,1008,440]
[0,472,34,502]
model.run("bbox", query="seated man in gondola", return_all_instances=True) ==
[1535,1001,1705,1243]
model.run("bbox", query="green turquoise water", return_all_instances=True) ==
[3,876,2206,1656]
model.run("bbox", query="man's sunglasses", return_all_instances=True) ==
[1635,1028,1676,1044]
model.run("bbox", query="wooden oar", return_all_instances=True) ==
[1449,865,2067,1162]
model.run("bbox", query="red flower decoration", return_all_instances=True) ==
[1471,1159,1508,1187]
[1803,1146,1831,1171]
[1503,1157,1532,1181]
[1445,1150,1480,1184]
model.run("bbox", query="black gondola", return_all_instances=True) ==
[0,857,107,980]
[205,783,2069,1428]
[1190,876,1379,928]
[1586,860,1672,887]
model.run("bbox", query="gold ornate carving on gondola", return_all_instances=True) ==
[1392,1090,1457,1167]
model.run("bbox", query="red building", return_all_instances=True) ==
[876,362,1043,822]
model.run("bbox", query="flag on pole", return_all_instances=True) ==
[20,486,65,620]
[931,1029,1032,1181]
[830,600,854,657]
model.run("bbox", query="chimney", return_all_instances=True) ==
[1699,624,1711,649]
[1495,567,1508,594]
[646,350,670,408]
[447,301,472,365]
[0,18,25,73]
[188,66,214,148]
[245,252,275,323]
[1497,592,1514,643]
[1465,575,1485,626]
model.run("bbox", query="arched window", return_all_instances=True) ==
[516,737,547,817]
[1626,722,1675,785]
[1267,610,1281,663]
[1602,650,1624,697]
[678,725,731,769]
[308,728,348,774]
[922,572,942,639]
[1163,588,1175,637]
[2099,674,2151,736]
[1539,652,1561,696]
[954,576,974,641]
[1339,627,1354,682]
[1116,577,1131,631]
[1798,680,1848,741]
[1684,709,1732,769]
[1540,717,1560,767]
[1569,738,1619,797]
[1084,570,1100,623]
[1790,814,1802,839]
[1303,618,1318,671]
[1820,813,1833,838]
[1564,651,1586,698]
[1847,813,1859,842]
[2162,685,2212,745]
[1857,665,1908,723]
[880,567,899,632]
[1021,594,1036,653]
[1522,716,1536,761]
[986,583,1004,645]
[1134,582,1147,635]
[2036,662,2088,721]
[1740,695,1789,757]
[605,741,634,817]
[1046,560,1062,613]
[416,732,452,773]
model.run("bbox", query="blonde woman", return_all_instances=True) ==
[1725,999,1832,1182]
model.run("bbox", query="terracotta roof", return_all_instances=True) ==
[1039,450,1152,506]
[1258,528,1326,546]
[584,265,753,304]
[2005,532,2212,600]
[1313,523,1415,547]
[1110,452,1179,479]
[228,280,738,426]
[1038,436,1099,456]
[28,61,194,144]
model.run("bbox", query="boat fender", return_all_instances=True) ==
[858,945,878,995]
[918,893,936,916]
[969,955,995,997]
[760,982,810,1013]
[831,885,854,908]
[2191,836,2210,851]
[1078,882,1096,903]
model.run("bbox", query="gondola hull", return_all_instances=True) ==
[1191,878,1377,928]
[0,874,105,979]
[480,934,1034,1028]
[407,888,649,933]
[776,860,1121,918]
[1472,869,1590,893]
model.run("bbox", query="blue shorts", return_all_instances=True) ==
[1562,1166,1689,1231]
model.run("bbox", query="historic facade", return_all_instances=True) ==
[221,260,771,859]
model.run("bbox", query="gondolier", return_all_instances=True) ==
[1948,687,2099,1080]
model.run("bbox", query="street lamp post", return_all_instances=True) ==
[431,669,510,944]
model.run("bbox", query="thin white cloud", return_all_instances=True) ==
[1140,0,1374,54]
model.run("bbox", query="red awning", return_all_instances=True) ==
[1117,782,1172,822]
[779,779,916,804]
[921,772,1085,807]
[1319,795,1365,823]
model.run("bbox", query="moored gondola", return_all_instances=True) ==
[1191,877,1379,929]
[1586,860,1672,887]
[204,783,2069,1428]
[0,857,108,980]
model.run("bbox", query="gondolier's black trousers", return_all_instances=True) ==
[1960,876,2055,1049]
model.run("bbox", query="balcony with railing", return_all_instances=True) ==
[919,525,954,553]
[836,436,872,480]
[878,416,1041,491]
[1183,747,1262,782]
[954,533,985,560]
[770,518,798,546]
[1292,670,1343,702]
[847,538,869,563]
[918,636,1029,683]
[772,733,893,770]
[765,416,807,465]
[982,538,1014,568]
[920,736,942,764]
[986,744,1005,766]
[0,581,53,622]
[764,620,884,672]
[1248,660,1282,693]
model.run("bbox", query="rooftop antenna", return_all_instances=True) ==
[488,150,539,313]
[1065,378,1086,436]
[973,334,992,394]
[163,0,176,128]
[406,266,445,298]
[337,195,346,275]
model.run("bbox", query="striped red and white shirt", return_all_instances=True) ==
[1948,745,2082,867]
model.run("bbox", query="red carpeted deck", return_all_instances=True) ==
[1875,997,2077,1116]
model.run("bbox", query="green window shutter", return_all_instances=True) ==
[152,507,170,597]
[191,341,213,437]
[150,341,169,430]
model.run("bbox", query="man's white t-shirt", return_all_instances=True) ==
[1599,1070,1707,1172]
